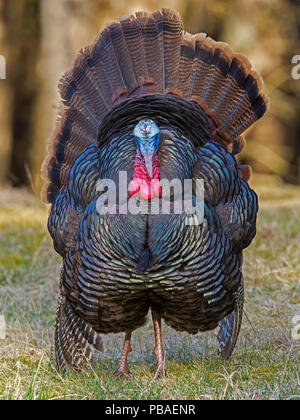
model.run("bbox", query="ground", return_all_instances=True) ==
[0,175,299,400]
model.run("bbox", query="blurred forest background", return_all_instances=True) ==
[0,0,300,193]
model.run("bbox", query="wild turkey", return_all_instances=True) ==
[42,8,269,377]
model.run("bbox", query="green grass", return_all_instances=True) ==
[0,179,299,400]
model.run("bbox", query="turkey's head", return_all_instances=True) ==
[129,119,161,199]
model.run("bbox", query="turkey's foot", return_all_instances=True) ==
[152,308,166,378]
[154,360,166,378]
[114,365,131,378]
[114,331,132,378]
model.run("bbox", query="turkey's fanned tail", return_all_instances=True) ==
[42,7,269,204]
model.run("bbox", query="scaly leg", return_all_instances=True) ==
[114,331,132,377]
[151,308,166,378]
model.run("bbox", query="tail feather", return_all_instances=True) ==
[89,40,114,107]
[187,33,209,99]
[107,21,137,91]
[226,93,269,140]
[152,8,182,92]
[41,107,96,200]
[212,56,249,120]
[55,295,103,374]
[120,15,149,82]
[177,33,195,96]
[136,11,163,93]
[60,48,107,122]
[42,8,269,204]
[92,25,128,96]
[201,42,232,106]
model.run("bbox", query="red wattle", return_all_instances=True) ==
[129,150,161,199]
[128,179,140,197]
[151,179,161,197]
[140,182,153,200]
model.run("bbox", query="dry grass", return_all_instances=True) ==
[0,179,299,400]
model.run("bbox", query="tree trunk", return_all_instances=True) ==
[0,1,13,185]
[30,0,71,193]
[31,0,101,193]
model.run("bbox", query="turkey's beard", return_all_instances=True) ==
[128,149,161,199]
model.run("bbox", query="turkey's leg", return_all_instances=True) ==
[151,308,166,377]
[114,331,132,377]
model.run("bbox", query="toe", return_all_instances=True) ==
[114,366,132,378]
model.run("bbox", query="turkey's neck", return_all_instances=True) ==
[133,149,160,181]
[129,149,161,199]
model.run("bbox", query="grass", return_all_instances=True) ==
[0,177,299,400]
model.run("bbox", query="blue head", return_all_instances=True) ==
[133,119,160,178]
